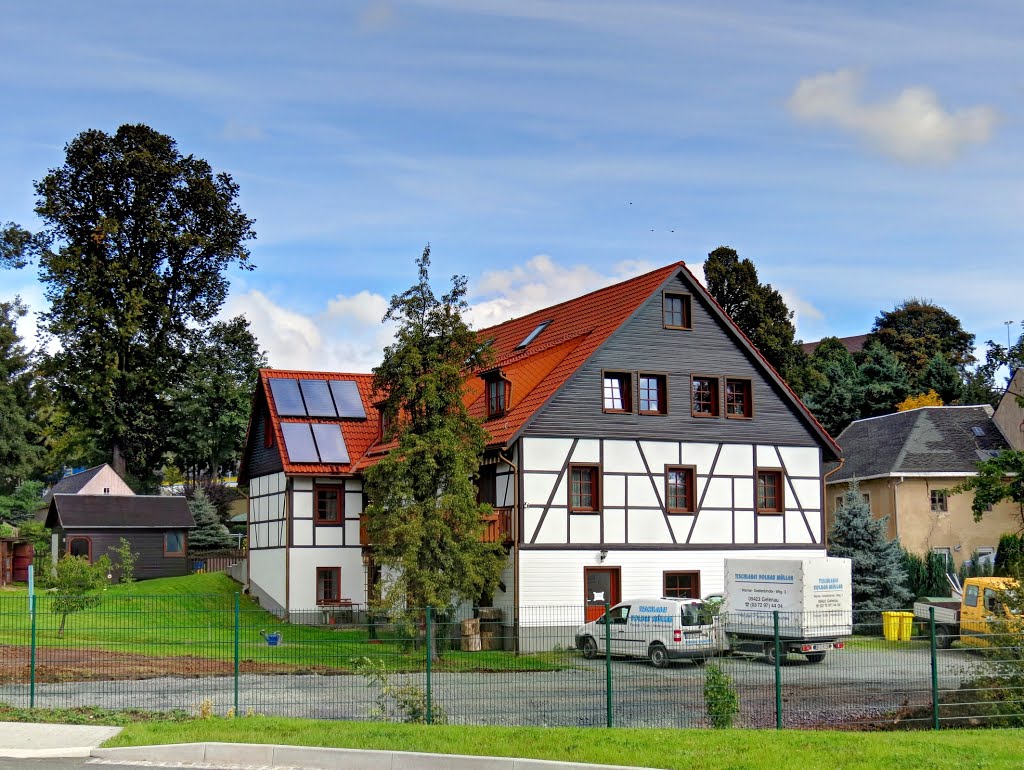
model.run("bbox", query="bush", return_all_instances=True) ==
[703,664,739,728]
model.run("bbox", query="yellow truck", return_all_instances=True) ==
[913,577,1018,648]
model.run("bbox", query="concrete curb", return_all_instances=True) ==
[0,722,122,759]
[93,742,658,769]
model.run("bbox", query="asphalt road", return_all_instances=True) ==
[0,645,980,729]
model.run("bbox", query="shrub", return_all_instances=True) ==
[703,664,739,728]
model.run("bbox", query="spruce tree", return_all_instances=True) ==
[188,488,233,551]
[858,341,912,418]
[828,480,913,615]
[803,337,863,436]
[921,353,963,404]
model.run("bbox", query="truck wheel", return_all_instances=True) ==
[581,636,598,659]
[936,626,956,649]
[806,652,826,664]
[649,643,670,668]
[764,643,782,664]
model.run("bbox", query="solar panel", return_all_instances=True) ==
[281,423,319,462]
[515,320,552,350]
[299,379,337,417]
[312,423,350,463]
[269,378,306,416]
[330,380,366,418]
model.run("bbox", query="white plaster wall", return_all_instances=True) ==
[288,548,368,608]
[249,548,287,609]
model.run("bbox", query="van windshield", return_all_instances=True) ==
[680,604,703,627]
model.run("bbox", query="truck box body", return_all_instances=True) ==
[722,557,853,639]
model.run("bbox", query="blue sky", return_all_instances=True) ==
[1,1,1021,371]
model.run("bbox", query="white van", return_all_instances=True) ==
[574,598,722,667]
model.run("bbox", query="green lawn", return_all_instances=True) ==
[102,717,1024,769]
[0,574,569,673]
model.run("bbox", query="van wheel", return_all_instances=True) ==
[806,652,826,664]
[649,643,670,668]
[581,636,598,659]
[936,626,956,649]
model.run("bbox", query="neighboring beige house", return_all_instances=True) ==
[994,368,1024,452]
[827,405,1019,567]
[41,464,135,506]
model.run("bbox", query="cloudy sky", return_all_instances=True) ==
[1,1,1021,371]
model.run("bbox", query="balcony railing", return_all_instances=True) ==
[360,507,513,546]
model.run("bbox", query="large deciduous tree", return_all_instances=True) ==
[1,124,255,483]
[168,316,266,481]
[0,298,42,490]
[865,299,975,381]
[364,246,506,627]
[703,246,808,389]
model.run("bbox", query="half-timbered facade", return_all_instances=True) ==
[239,263,840,640]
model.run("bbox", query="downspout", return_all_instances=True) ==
[822,458,846,549]
[498,446,519,654]
[892,476,904,541]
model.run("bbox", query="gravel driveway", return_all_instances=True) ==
[0,646,980,729]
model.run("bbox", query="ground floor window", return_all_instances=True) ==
[317,567,342,605]
[67,536,92,562]
[663,571,700,599]
[164,531,186,557]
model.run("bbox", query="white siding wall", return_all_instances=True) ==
[80,466,136,496]
[519,437,823,547]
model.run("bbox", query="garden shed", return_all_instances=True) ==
[45,494,195,581]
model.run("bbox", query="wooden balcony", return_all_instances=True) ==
[360,507,513,547]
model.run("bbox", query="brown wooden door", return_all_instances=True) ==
[584,567,621,622]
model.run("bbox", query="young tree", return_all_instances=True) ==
[703,246,808,388]
[364,246,506,636]
[188,488,234,551]
[865,299,975,378]
[0,298,42,490]
[828,480,913,615]
[50,554,111,638]
[858,341,912,418]
[948,451,1024,528]
[168,316,266,481]
[1,124,255,483]
[802,337,863,436]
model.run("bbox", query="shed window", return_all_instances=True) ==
[67,537,92,562]
[164,531,186,557]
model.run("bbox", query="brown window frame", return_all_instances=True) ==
[316,566,342,605]
[263,410,275,448]
[930,489,948,513]
[486,377,510,418]
[569,464,601,513]
[314,484,344,526]
[477,464,498,506]
[665,465,697,513]
[663,292,692,330]
[163,530,187,558]
[690,375,720,417]
[663,570,701,599]
[638,372,668,415]
[602,371,633,414]
[725,377,753,419]
[756,469,784,514]
[67,536,93,562]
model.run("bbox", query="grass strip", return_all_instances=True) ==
[103,717,1024,769]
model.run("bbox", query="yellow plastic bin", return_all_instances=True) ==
[882,611,900,641]
[897,611,915,642]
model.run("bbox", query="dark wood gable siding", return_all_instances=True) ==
[523,271,822,447]
[248,410,284,478]
[59,528,189,581]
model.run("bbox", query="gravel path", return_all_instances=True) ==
[0,647,980,729]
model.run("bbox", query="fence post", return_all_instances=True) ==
[233,593,240,716]
[773,610,782,729]
[929,606,940,731]
[425,607,433,725]
[604,602,613,728]
[29,593,37,709]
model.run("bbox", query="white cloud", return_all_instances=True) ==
[223,290,324,371]
[787,69,998,164]
[325,290,389,326]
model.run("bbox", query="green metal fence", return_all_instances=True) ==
[1,593,1022,729]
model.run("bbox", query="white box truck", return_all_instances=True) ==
[721,557,853,663]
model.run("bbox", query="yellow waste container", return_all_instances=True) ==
[897,611,915,642]
[882,611,900,641]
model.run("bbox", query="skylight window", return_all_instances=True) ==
[971,426,986,437]
[515,320,552,350]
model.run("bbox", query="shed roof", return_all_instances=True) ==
[45,494,195,529]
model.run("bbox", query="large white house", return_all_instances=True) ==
[238,262,841,646]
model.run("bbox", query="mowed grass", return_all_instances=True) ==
[0,574,569,672]
[104,717,1024,769]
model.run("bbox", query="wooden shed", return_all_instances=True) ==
[0,538,34,586]
[45,494,195,581]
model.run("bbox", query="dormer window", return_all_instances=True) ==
[484,372,510,418]
[379,410,392,440]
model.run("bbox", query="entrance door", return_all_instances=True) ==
[584,567,621,622]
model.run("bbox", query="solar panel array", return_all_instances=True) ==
[281,422,350,464]
[268,378,366,419]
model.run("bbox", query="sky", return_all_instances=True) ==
[1,1,1022,373]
